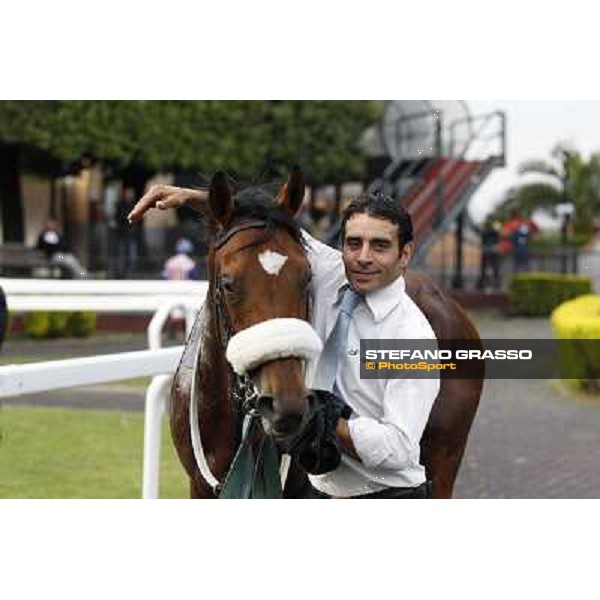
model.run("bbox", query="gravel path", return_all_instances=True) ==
[454,310,600,498]
[1,332,179,360]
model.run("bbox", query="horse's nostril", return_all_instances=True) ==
[272,412,303,436]
[257,395,274,415]
[256,394,314,448]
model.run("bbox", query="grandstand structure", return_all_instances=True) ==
[363,101,506,288]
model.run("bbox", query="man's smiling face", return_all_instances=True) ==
[342,213,412,294]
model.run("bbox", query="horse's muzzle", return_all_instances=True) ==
[256,392,316,452]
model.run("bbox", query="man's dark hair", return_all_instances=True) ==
[340,193,413,247]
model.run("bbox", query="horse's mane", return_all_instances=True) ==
[221,185,306,249]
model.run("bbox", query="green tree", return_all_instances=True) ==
[0,101,287,231]
[493,143,600,238]
[268,100,381,184]
[0,101,381,242]
[0,101,58,241]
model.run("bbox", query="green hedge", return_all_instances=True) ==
[23,311,97,339]
[508,272,592,317]
[551,295,600,391]
[68,312,97,337]
[23,312,50,339]
[47,312,71,338]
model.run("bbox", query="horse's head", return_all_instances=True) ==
[208,167,321,450]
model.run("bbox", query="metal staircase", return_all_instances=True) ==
[366,103,506,270]
[413,156,500,264]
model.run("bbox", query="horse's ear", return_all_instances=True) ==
[275,165,306,216]
[209,172,233,225]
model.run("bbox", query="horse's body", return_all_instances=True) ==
[170,171,483,499]
[404,271,483,498]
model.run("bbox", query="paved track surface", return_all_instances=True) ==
[454,311,600,498]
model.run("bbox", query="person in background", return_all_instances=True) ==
[36,218,88,279]
[501,210,539,273]
[162,238,196,281]
[162,237,196,339]
[324,196,356,249]
[474,217,501,290]
[311,195,337,240]
[114,187,141,277]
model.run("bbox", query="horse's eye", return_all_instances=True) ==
[220,276,237,295]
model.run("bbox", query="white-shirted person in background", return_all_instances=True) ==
[162,237,196,281]
[128,188,439,499]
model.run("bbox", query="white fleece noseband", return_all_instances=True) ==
[225,318,323,375]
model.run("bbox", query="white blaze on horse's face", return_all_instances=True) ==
[257,249,288,276]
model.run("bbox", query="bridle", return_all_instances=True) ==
[214,218,314,416]
[189,217,315,497]
[212,218,313,356]
[213,220,267,358]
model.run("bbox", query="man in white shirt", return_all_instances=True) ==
[299,193,439,498]
[129,188,439,499]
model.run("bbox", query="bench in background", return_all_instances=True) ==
[0,244,72,278]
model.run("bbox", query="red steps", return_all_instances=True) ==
[402,158,482,242]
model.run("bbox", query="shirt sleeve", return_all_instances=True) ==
[301,229,343,280]
[347,369,440,471]
[301,229,347,318]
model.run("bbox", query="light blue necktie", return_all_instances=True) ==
[313,287,363,392]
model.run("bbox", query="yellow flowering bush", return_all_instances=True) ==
[551,294,600,391]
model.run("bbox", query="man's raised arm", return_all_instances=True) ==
[127,185,209,223]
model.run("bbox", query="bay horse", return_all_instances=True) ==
[169,168,483,498]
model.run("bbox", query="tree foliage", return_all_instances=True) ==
[268,101,381,183]
[493,143,600,237]
[0,101,381,241]
[0,101,58,149]
[0,100,381,182]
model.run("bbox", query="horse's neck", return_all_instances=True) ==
[199,291,233,393]
[200,256,230,384]
[184,292,241,490]
[195,288,243,444]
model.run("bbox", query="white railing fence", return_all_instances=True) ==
[0,278,208,296]
[0,278,209,499]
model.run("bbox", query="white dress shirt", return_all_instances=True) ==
[302,231,440,497]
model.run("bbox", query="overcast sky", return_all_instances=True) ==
[467,100,600,222]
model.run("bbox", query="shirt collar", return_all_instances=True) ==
[334,274,406,323]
